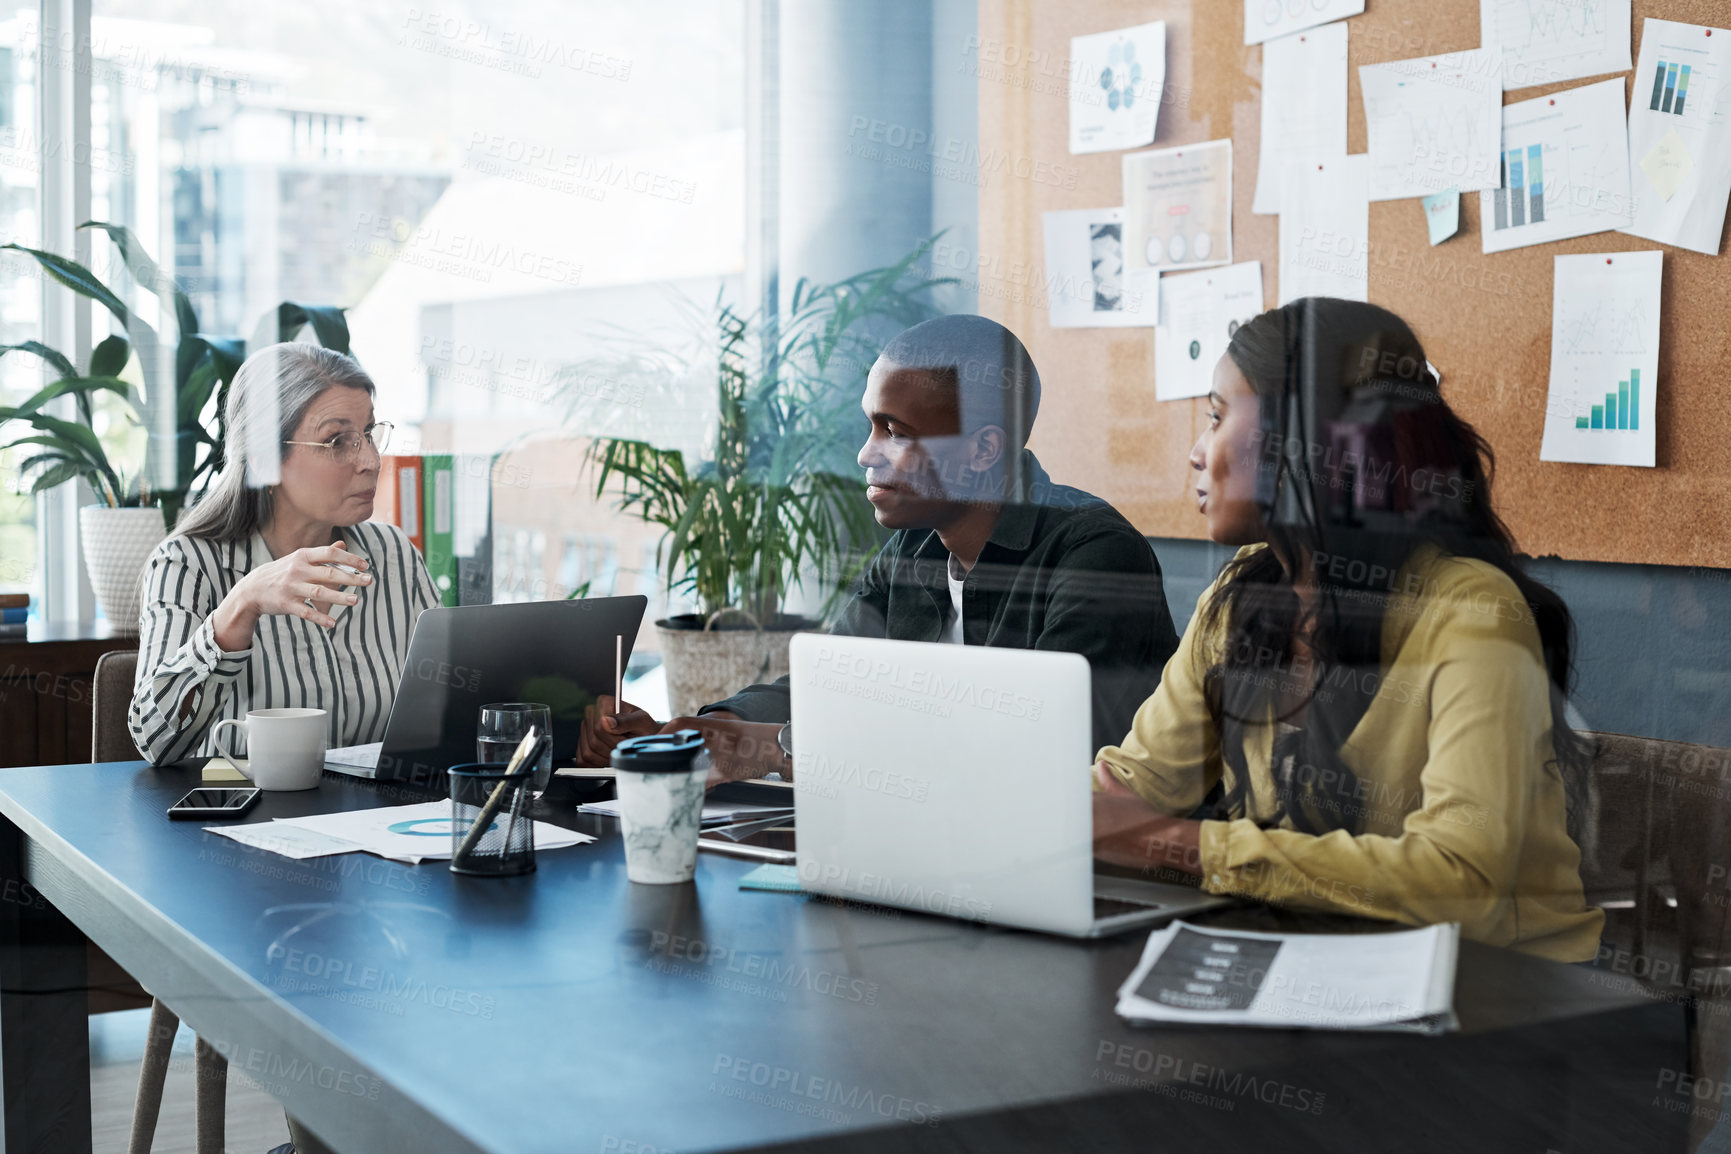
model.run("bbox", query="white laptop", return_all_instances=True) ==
[788,634,1230,938]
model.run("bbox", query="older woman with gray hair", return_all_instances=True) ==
[129,342,437,765]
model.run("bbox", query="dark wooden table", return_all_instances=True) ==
[0,761,1688,1154]
[0,621,134,768]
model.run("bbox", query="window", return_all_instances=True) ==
[7,1,979,642]
[36,1,747,637]
[0,5,38,602]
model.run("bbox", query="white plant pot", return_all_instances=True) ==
[80,505,169,634]
[655,618,811,719]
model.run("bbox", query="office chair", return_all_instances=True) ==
[92,650,229,1154]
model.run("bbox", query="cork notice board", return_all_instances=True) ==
[975,0,1731,569]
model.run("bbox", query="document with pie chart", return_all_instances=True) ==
[1069,21,1167,154]
[1121,139,1234,313]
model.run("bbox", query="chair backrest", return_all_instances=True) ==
[91,650,142,762]
[1584,730,1731,973]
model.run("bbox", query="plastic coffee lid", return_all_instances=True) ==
[611,729,707,772]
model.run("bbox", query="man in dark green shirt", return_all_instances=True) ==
[577,314,1179,777]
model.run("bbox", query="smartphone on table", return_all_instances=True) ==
[167,787,262,820]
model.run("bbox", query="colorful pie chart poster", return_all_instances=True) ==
[1069,21,1167,155]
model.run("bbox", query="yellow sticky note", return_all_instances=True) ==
[1642,128,1694,202]
[202,757,249,783]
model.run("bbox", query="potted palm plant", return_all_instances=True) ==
[562,240,951,715]
[0,222,349,631]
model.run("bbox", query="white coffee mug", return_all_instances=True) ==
[212,708,327,791]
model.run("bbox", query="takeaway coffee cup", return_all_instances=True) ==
[611,730,709,884]
[211,708,327,791]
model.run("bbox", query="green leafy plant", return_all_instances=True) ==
[566,238,953,625]
[0,221,350,525]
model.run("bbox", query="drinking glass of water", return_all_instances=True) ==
[477,702,554,790]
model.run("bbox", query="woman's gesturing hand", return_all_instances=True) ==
[212,541,373,650]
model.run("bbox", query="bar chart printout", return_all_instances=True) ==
[1481,79,1633,254]
[1572,370,1639,429]
[1541,251,1661,467]
[1622,17,1731,255]
[1495,146,1546,228]
[1650,60,1693,115]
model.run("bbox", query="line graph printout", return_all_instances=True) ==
[1481,78,1633,252]
[1481,0,1632,91]
[1243,0,1364,47]
[1621,18,1731,255]
[1360,49,1504,200]
[1540,251,1660,467]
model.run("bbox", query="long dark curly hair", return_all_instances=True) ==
[1196,297,1589,843]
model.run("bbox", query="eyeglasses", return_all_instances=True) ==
[282,422,393,465]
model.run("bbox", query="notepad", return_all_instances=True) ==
[201,757,249,783]
[739,863,803,893]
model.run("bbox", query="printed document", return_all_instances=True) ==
[1042,207,1159,327]
[1361,49,1504,200]
[1122,140,1234,285]
[1278,155,1369,304]
[1155,261,1264,401]
[1540,250,1661,468]
[1620,17,1731,255]
[1116,921,1460,1032]
[1243,0,1363,46]
[1253,22,1349,215]
[1480,0,1632,90]
[1070,21,1166,154]
[1480,78,1634,253]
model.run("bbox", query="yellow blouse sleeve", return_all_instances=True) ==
[1195,562,1554,939]
[1092,582,1223,813]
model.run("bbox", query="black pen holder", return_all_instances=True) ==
[448,762,536,877]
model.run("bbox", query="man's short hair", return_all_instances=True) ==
[878,314,1042,446]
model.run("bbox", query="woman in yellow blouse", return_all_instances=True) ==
[1094,297,1603,962]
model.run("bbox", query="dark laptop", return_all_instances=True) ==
[327,595,647,790]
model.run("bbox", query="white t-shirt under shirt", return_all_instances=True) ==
[939,553,966,644]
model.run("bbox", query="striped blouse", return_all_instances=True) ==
[128,520,438,765]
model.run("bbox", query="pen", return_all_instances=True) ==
[614,634,623,719]
[455,727,537,863]
[500,732,550,856]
